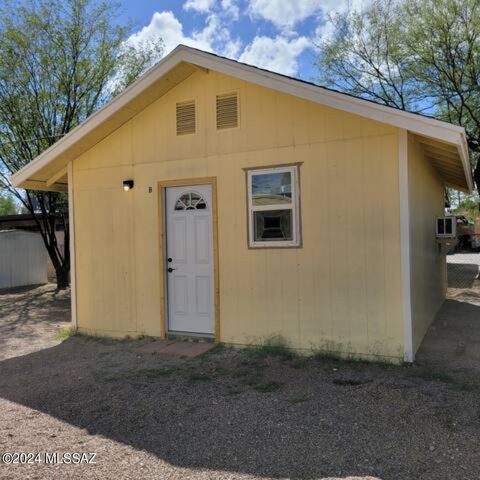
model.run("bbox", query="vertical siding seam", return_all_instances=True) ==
[67,161,78,330]
[131,125,138,335]
[361,139,369,348]
[380,138,388,348]
[296,247,301,348]
[399,130,413,362]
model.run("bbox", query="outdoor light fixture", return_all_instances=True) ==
[123,180,134,192]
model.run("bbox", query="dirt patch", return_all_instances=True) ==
[137,339,216,357]
[1,286,480,479]
[0,284,70,361]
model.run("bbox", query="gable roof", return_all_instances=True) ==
[11,44,473,192]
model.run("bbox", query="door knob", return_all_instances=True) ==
[167,267,176,273]
[167,257,173,263]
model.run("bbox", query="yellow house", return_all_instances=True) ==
[12,46,473,363]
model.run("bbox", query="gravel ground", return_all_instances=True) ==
[1,285,480,480]
[0,284,70,361]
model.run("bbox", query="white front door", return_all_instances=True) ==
[165,184,214,336]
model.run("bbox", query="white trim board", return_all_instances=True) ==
[399,130,413,362]
[67,161,77,330]
[247,165,301,248]
[11,44,473,192]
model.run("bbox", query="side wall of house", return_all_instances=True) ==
[408,134,447,354]
[72,70,405,361]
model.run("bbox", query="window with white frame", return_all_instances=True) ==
[247,165,301,247]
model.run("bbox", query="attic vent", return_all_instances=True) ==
[176,100,196,135]
[216,93,238,130]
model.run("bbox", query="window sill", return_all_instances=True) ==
[248,242,302,249]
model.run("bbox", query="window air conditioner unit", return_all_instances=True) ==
[436,216,458,255]
[436,216,456,238]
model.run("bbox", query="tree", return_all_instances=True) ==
[317,0,480,195]
[0,0,163,288]
[0,189,17,215]
[452,194,480,223]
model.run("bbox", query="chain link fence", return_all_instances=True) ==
[447,239,480,289]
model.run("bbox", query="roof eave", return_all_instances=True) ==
[457,133,474,193]
[11,44,191,189]
[11,44,473,193]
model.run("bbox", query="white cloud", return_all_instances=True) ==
[128,11,311,77]
[248,0,369,33]
[238,36,311,76]
[183,0,240,18]
[127,11,196,53]
[128,0,366,79]
[221,0,240,19]
[248,0,326,30]
[184,0,217,13]
[193,13,243,57]
[127,11,241,58]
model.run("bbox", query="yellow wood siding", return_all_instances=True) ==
[73,70,405,361]
[408,134,447,353]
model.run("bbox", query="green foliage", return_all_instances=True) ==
[54,326,76,341]
[0,0,164,167]
[245,336,296,360]
[318,0,413,110]
[311,349,397,368]
[452,195,480,222]
[317,0,480,192]
[0,0,163,288]
[111,37,165,96]
[0,189,17,215]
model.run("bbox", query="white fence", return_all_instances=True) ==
[0,230,47,289]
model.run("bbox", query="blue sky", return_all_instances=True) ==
[117,0,367,82]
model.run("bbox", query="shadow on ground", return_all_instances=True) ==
[1,285,480,479]
[416,291,480,381]
[1,334,480,479]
